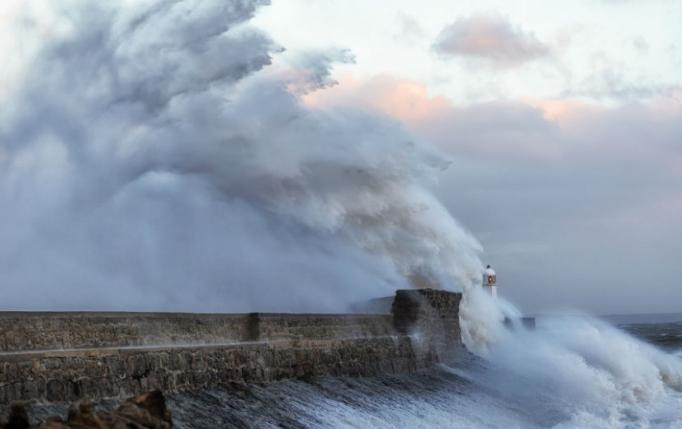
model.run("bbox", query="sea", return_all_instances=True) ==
[606,314,682,353]
[165,313,682,429]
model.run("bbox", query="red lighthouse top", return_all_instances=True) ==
[483,265,496,286]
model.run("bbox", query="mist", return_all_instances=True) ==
[0,1,483,312]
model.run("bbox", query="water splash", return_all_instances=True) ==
[458,285,682,427]
[0,0,483,312]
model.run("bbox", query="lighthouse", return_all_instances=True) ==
[483,265,497,298]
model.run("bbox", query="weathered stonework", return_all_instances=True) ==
[392,289,464,361]
[0,289,463,404]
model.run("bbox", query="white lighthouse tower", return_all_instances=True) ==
[483,265,497,298]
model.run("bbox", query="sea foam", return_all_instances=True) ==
[459,286,682,428]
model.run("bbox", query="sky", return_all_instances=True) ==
[254,0,682,314]
[0,0,680,315]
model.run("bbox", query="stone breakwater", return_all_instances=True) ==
[0,289,463,405]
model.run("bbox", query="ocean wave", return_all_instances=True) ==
[458,288,682,428]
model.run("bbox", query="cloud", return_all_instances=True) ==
[394,13,426,43]
[632,36,649,53]
[564,64,681,101]
[306,75,682,313]
[305,74,452,123]
[433,14,550,68]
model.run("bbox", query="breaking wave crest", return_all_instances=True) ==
[458,287,682,428]
[0,0,482,312]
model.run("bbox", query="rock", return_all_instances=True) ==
[66,401,106,429]
[37,417,69,429]
[23,391,173,429]
[1,403,30,429]
[126,390,171,424]
[99,390,171,429]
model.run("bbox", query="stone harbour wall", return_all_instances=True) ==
[0,312,397,352]
[0,289,463,404]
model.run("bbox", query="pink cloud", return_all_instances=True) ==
[303,74,451,123]
[522,98,605,127]
[303,73,682,165]
[432,14,550,68]
[305,74,564,160]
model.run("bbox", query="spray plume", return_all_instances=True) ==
[0,0,483,312]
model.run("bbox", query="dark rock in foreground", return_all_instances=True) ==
[0,391,172,429]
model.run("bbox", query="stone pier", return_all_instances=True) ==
[0,289,463,404]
